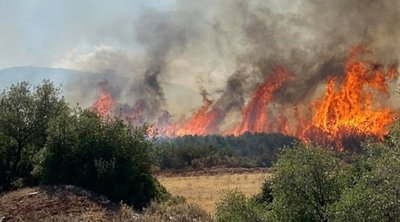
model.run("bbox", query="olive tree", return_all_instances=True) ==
[0,81,67,191]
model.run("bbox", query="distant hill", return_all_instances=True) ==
[0,66,200,111]
[0,66,87,90]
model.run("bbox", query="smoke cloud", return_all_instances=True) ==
[59,0,400,126]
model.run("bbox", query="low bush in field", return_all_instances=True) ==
[215,190,270,222]
[137,197,213,222]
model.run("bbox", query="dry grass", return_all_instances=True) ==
[158,172,269,214]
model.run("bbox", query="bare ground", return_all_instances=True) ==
[0,185,136,222]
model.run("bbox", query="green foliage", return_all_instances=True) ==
[0,81,67,192]
[38,110,168,208]
[269,144,346,222]
[155,133,298,171]
[254,180,273,205]
[328,122,400,221]
[215,190,271,222]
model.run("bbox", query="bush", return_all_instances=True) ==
[268,144,346,221]
[254,180,273,205]
[328,124,400,221]
[216,124,400,221]
[137,197,213,222]
[37,110,168,208]
[215,190,270,222]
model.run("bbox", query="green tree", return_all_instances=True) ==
[38,110,168,208]
[0,81,67,191]
[329,122,400,221]
[270,144,346,222]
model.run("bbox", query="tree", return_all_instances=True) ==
[0,81,67,191]
[329,122,400,221]
[38,110,168,208]
[269,144,346,222]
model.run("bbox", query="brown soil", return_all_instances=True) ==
[0,185,136,222]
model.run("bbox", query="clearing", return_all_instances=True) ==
[158,168,270,214]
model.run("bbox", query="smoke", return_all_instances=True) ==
[59,0,400,126]
[134,9,202,118]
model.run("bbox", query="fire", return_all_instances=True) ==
[92,84,115,117]
[90,46,399,150]
[232,67,291,135]
[167,96,219,136]
[226,47,398,149]
[300,46,398,149]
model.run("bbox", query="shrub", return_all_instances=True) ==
[215,190,270,222]
[328,124,400,221]
[254,180,273,205]
[269,144,346,221]
[137,197,213,222]
[37,110,168,208]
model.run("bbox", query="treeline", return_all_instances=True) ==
[0,81,167,208]
[154,133,298,170]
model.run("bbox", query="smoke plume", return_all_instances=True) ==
[60,0,400,130]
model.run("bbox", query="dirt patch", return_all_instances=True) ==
[0,185,137,221]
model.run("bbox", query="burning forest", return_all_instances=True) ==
[92,47,399,150]
[79,0,400,151]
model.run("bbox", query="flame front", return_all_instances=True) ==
[91,47,399,150]
[301,47,398,149]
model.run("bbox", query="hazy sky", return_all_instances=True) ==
[0,0,175,69]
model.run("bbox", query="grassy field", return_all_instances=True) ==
[158,171,270,214]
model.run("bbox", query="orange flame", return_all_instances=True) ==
[232,67,291,135]
[92,85,115,117]
[90,46,399,150]
[299,46,398,149]
[226,47,398,149]
[168,96,219,136]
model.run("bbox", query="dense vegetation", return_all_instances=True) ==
[0,81,68,191]
[1,80,400,221]
[155,133,298,170]
[216,127,400,221]
[0,81,167,208]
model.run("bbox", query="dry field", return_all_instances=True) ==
[158,170,270,214]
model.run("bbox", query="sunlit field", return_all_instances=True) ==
[158,172,270,214]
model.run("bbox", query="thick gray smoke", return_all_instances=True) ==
[63,0,400,125]
[134,9,200,118]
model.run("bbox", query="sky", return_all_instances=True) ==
[0,0,175,69]
[0,0,398,120]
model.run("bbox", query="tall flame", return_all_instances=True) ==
[301,47,398,149]
[232,67,291,135]
[90,47,399,150]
